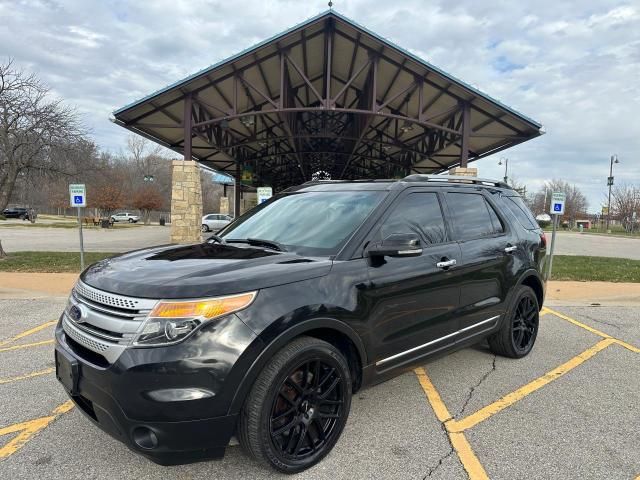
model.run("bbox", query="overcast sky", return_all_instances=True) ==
[1,0,638,210]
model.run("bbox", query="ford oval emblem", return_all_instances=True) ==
[68,305,86,323]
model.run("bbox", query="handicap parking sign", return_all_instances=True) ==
[549,192,565,215]
[69,184,87,207]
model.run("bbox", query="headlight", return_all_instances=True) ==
[133,292,257,346]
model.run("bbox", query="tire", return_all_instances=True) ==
[128,218,134,223]
[202,224,210,232]
[110,217,116,223]
[238,336,352,473]
[488,285,539,358]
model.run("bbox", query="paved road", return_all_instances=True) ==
[552,232,640,260]
[3,225,640,259]
[0,225,171,253]
[0,296,638,479]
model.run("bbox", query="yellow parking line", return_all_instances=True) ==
[0,400,74,459]
[448,338,615,433]
[415,367,489,480]
[0,339,54,353]
[544,307,639,353]
[0,320,57,347]
[0,368,55,385]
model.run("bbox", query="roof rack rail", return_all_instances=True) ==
[402,174,511,189]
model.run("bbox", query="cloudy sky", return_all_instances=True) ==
[1,0,638,210]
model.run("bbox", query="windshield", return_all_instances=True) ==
[221,190,384,256]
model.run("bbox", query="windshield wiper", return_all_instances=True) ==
[226,238,287,252]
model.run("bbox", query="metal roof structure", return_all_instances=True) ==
[112,10,543,193]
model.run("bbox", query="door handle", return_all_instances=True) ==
[436,259,457,269]
[504,245,518,253]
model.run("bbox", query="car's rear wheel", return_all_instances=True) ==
[128,218,134,223]
[238,336,351,473]
[201,224,210,232]
[488,285,539,358]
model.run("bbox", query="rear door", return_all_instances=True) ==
[442,190,518,338]
[364,188,463,370]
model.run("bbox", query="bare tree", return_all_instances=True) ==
[535,179,588,226]
[0,59,85,211]
[611,184,640,230]
[131,185,164,225]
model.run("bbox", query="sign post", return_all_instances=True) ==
[546,192,566,281]
[69,184,87,271]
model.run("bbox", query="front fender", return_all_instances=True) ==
[227,316,367,415]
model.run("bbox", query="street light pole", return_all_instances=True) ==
[606,154,619,232]
[498,157,509,183]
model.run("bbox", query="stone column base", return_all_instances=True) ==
[448,167,478,177]
[170,160,203,244]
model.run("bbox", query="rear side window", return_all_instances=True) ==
[446,193,503,241]
[380,192,447,245]
[503,196,537,230]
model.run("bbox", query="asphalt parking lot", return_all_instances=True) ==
[0,298,638,479]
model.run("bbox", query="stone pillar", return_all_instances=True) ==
[170,159,203,244]
[449,167,478,177]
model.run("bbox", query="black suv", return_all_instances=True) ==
[55,175,546,472]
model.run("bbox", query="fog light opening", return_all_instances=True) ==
[132,426,159,450]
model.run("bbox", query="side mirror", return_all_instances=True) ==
[367,233,423,258]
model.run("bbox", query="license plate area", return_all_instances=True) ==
[55,347,79,395]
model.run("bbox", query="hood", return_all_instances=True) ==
[81,243,332,299]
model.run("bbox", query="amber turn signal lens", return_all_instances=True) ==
[149,292,256,319]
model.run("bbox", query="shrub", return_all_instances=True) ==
[537,219,550,228]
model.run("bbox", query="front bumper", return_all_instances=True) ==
[54,315,260,465]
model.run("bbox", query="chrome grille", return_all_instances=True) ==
[63,316,110,353]
[74,282,143,310]
[62,281,158,364]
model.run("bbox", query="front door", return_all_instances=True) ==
[364,189,463,371]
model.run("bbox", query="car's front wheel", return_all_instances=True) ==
[238,336,352,473]
[128,218,134,223]
[201,224,210,232]
[488,285,539,358]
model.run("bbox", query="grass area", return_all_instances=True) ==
[0,251,638,281]
[0,251,117,272]
[551,255,640,282]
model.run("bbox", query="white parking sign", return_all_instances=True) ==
[69,184,86,208]
[549,192,565,215]
[257,186,273,204]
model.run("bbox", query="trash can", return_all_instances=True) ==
[579,225,583,233]
[101,219,110,228]
[159,216,166,226]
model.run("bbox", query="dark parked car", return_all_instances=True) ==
[2,207,29,219]
[55,175,546,472]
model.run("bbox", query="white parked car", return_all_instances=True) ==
[202,213,233,232]
[110,212,140,223]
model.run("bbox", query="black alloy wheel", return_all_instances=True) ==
[238,337,352,473]
[269,358,345,460]
[488,285,539,358]
[512,295,538,354]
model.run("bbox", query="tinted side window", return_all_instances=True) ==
[447,193,498,241]
[486,201,504,234]
[503,196,537,229]
[380,193,447,245]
